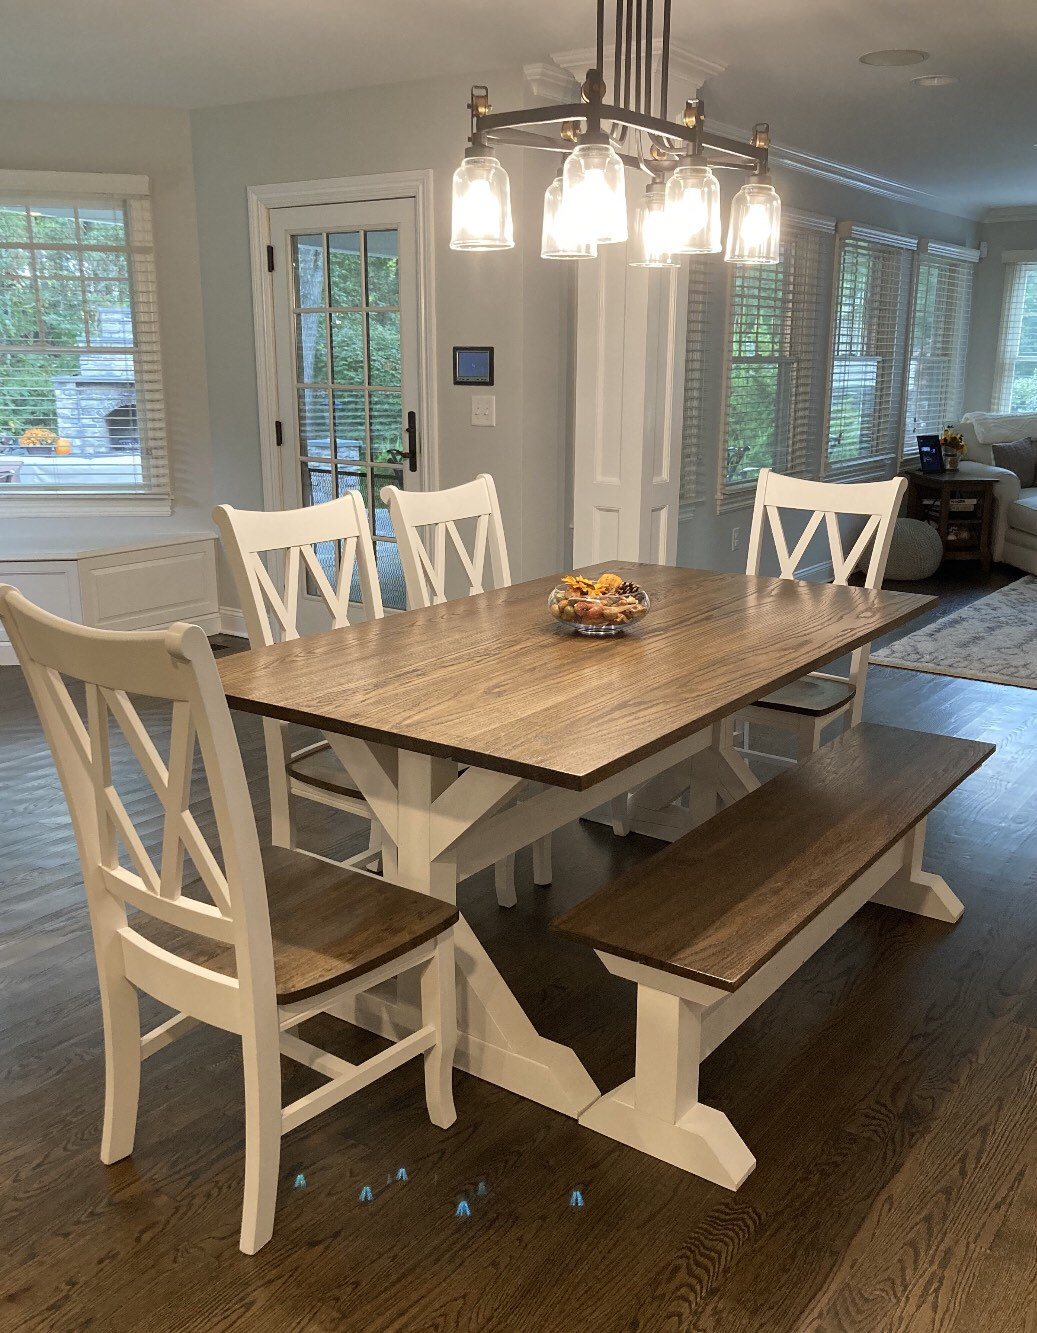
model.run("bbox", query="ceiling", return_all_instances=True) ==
[1,0,1034,215]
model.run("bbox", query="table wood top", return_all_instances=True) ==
[218,562,933,791]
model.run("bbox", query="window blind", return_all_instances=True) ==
[825,225,915,477]
[718,213,834,505]
[903,244,976,449]
[0,183,169,502]
[993,257,1037,413]
[678,255,723,505]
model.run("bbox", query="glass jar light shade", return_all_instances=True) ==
[450,154,514,251]
[541,175,596,259]
[663,161,721,254]
[630,185,677,268]
[725,179,781,264]
[561,142,628,245]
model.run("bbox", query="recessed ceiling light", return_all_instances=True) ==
[859,49,930,66]
[911,74,958,87]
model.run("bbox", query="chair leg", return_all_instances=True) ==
[494,854,518,908]
[421,933,457,1129]
[532,835,553,886]
[610,793,631,837]
[239,1026,283,1256]
[795,715,822,762]
[98,972,142,1165]
[366,818,383,855]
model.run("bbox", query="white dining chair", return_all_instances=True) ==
[739,468,907,758]
[0,585,458,1255]
[214,492,382,859]
[382,473,598,904]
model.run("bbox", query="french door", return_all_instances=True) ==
[268,197,424,618]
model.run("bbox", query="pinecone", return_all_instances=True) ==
[617,581,641,597]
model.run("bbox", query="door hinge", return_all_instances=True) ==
[274,419,283,448]
[266,244,275,273]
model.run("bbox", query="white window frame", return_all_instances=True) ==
[0,170,171,517]
[993,249,1037,413]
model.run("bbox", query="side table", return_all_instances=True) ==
[901,468,996,574]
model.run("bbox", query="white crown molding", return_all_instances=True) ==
[984,205,1037,223]
[523,62,579,105]
[707,117,984,222]
[550,41,726,103]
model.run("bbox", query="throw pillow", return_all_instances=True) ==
[991,437,1037,489]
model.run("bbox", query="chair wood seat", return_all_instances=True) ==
[553,723,992,993]
[751,675,855,717]
[134,846,458,1004]
[286,743,363,800]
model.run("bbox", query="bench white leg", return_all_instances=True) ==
[871,819,964,923]
[579,986,755,1190]
[610,793,631,836]
[421,932,457,1129]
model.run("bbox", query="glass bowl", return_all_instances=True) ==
[548,583,650,636]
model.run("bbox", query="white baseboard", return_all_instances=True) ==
[219,606,249,639]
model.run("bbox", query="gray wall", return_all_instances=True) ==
[0,99,214,551]
[964,217,1037,412]
[189,71,570,603]
[676,166,981,575]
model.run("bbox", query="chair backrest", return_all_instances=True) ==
[0,586,277,1024]
[380,473,511,608]
[213,491,383,647]
[746,469,907,590]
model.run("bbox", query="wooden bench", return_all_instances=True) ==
[553,723,993,1190]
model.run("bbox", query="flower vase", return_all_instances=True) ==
[942,447,960,472]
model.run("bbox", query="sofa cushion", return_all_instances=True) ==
[960,412,1037,466]
[991,437,1037,488]
[1008,490,1037,539]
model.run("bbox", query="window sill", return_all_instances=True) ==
[0,494,172,518]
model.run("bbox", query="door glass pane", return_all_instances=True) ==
[333,390,366,463]
[330,311,365,385]
[328,232,362,307]
[301,459,334,507]
[296,312,327,382]
[298,388,331,457]
[369,391,403,461]
[293,235,325,308]
[365,230,399,307]
[371,466,401,540]
[368,312,401,386]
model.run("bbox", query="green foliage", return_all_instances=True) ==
[0,204,129,439]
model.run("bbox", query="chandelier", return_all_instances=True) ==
[450,0,781,267]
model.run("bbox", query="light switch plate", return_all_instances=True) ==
[471,394,496,427]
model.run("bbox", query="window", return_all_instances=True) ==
[904,243,976,448]
[718,215,833,502]
[0,173,168,510]
[678,256,725,505]
[993,254,1037,413]
[825,226,914,476]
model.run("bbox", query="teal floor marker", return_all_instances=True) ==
[570,1188,584,1208]
[359,1185,374,1203]
[293,1173,307,1189]
[456,1199,472,1218]
[395,1167,409,1182]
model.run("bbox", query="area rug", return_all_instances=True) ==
[872,576,1037,689]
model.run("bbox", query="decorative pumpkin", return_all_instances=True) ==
[53,438,72,456]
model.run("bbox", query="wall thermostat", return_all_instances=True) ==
[453,346,494,386]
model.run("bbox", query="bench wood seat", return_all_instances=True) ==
[135,846,458,1004]
[751,674,855,717]
[553,722,993,1191]
[554,724,992,993]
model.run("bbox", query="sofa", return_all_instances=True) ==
[953,412,1037,574]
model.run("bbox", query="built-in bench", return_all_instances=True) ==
[553,723,993,1189]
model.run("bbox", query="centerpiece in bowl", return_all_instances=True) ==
[548,572,650,636]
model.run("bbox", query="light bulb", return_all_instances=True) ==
[541,174,596,259]
[630,182,678,268]
[725,178,781,264]
[663,161,721,254]
[561,142,628,245]
[450,153,514,251]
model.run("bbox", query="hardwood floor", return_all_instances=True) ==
[1,640,1035,1332]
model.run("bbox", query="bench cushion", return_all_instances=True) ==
[553,724,992,993]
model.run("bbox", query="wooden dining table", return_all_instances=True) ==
[218,561,932,1119]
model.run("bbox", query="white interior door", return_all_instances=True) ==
[268,198,424,617]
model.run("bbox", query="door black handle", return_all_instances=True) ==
[404,410,418,473]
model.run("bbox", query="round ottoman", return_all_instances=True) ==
[884,516,943,581]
